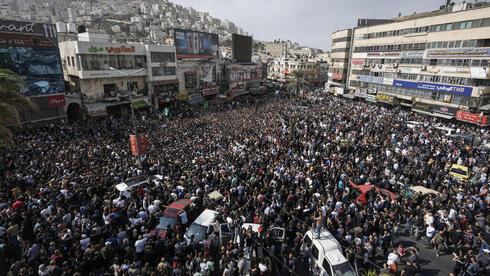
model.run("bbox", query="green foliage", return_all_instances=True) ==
[360,269,380,276]
[286,70,307,97]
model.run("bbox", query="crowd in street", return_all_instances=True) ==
[0,91,488,276]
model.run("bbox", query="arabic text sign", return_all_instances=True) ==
[427,48,490,58]
[393,80,472,96]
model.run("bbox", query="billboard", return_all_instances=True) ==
[232,34,252,62]
[174,29,219,59]
[393,80,472,97]
[0,20,64,97]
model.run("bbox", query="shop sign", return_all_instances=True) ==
[367,52,400,56]
[427,48,490,58]
[376,93,393,103]
[443,67,457,74]
[412,102,431,112]
[366,94,377,103]
[455,110,489,126]
[202,86,218,96]
[351,58,365,64]
[106,46,136,54]
[88,45,104,53]
[176,94,188,101]
[0,20,57,38]
[129,133,147,155]
[393,80,472,96]
[48,94,66,107]
[400,51,424,59]
[431,105,457,116]
[160,97,175,103]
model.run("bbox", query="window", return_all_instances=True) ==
[466,21,472,29]
[459,22,467,29]
[71,57,75,68]
[435,25,442,32]
[103,83,117,97]
[455,41,462,48]
[66,57,71,67]
[150,52,175,63]
[312,245,319,260]
[322,259,332,276]
[127,81,138,92]
[468,40,476,47]
[446,23,453,31]
[448,41,455,48]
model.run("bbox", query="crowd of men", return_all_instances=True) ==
[0,92,488,276]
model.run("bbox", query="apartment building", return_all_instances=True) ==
[327,29,352,94]
[348,4,490,126]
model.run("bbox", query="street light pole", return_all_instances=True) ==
[107,66,145,168]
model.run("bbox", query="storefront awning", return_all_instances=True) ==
[432,112,454,120]
[479,104,490,112]
[412,109,433,117]
[152,79,178,85]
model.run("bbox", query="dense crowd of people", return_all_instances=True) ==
[0,91,488,276]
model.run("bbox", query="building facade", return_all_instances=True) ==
[226,63,263,97]
[0,19,66,124]
[59,38,177,118]
[268,57,319,83]
[176,59,224,104]
[347,5,490,125]
[327,29,352,94]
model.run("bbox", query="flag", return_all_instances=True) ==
[163,107,169,117]
[203,102,208,109]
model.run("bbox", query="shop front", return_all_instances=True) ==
[455,110,489,126]
[153,80,179,110]
[376,93,398,106]
[202,85,218,100]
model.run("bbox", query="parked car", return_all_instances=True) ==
[154,198,192,239]
[184,209,232,245]
[303,229,356,276]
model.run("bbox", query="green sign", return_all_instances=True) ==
[132,100,149,109]
[88,45,104,53]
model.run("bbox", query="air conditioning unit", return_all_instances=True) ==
[392,63,398,68]
[421,65,426,71]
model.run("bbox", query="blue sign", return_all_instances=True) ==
[427,48,490,58]
[393,80,472,96]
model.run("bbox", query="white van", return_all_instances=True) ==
[184,209,232,245]
[303,229,357,276]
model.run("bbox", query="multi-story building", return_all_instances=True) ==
[327,29,351,95]
[347,3,490,126]
[226,63,263,97]
[268,57,319,84]
[176,59,224,104]
[59,33,177,118]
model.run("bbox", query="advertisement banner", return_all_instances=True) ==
[412,102,431,112]
[366,94,377,103]
[47,94,66,107]
[129,133,147,155]
[0,20,58,44]
[393,80,472,96]
[376,93,394,104]
[351,58,365,64]
[400,51,424,59]
[455,110,489,126]
[431,105,457,116]
[174,29,219,59]
[427,48,490,58]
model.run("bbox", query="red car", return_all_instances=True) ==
[154,198,192,239]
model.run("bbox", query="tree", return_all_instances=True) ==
[0,69,38,143]
[287,70,307,99]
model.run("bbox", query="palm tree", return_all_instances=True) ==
[0,69,38,143]
[287,70,307,99]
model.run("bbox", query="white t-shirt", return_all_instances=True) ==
[387,252,399,265]
[134,238,147,253]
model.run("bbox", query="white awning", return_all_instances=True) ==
[432,112,454,120]
[412,109,433,117]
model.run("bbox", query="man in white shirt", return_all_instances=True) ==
[426,223,436,247]
[134,235,147,254]
[387,250,399,266]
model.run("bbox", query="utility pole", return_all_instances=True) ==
[107,66,145,168]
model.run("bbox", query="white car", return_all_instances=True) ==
[303,229,357,276]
